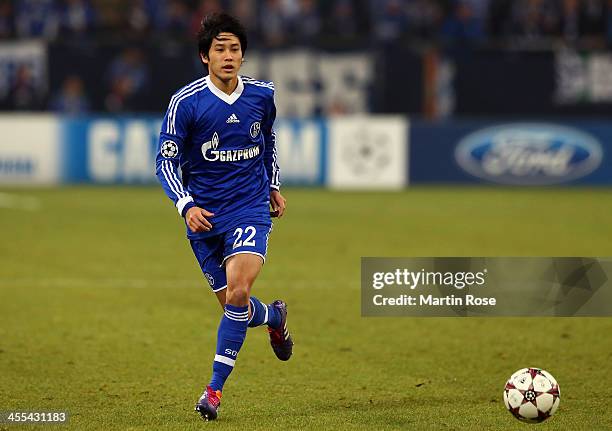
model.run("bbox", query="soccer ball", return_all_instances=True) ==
[503,367,560,423]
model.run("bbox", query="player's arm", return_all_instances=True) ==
[155,97,214,231]
[262,92,286,217]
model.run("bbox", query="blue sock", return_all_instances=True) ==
[209,304,248,392]
[248,296,281,329]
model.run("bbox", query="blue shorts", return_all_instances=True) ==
[189,222,272,292]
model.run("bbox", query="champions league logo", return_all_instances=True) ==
[160,140,179,158]
[342,129,392,176]
[201,132,261,162]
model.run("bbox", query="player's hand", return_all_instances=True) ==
[270,190,286,218]
[185,206,215,233]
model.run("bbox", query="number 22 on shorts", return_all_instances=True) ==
[232,226,256,249]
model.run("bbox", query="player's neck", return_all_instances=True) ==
[209,73,238,96]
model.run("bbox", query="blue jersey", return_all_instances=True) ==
[155,75,280,239]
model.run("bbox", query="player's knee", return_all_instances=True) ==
[226,283,250,306]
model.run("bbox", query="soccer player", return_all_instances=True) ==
[155,12,293,421]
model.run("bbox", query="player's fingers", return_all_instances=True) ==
[274,200,284,217]
[188,219,202,232]
[196,212,213,229]
[187,221,200,233]
[194,219,211,231]
[200,209,215,218]
[193,223,210,232]
[271,196,285,217]
[187,215,209,232]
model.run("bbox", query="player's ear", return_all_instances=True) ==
[200,53,209,65]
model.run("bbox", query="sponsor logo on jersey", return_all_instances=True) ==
[226,113,240,124]
[250,121,261,139]
[160,140,179,158]
[455,123,603,185]
[201,132,261,162]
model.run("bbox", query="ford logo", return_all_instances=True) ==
[455,124,603,185]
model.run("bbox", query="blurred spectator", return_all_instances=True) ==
[144,0,168,30]
[7,64,45,110]
[4,0,612,117]
[49,75,90,114]
[15,0,59,39]
[508,0,561,39]
[440,0,487,45]
[190,0,223,38]
[107,48,149,92]
[58,0,96,37]
[105,76,133,112]
[282,0,300,18]
[561,0,580,41]
[405,0,443,39]
[328,0,358,38]
[292,0,321,43]
[126,0,152,36]
[260,0,289,46]
[230,0,260,39]
[0,0,14,39]
[163,0,191,36]
[374,0,410,42]
[105,47,150,112]
[462,0,490,20]
[1,0,611,48]
[230,0,258,30]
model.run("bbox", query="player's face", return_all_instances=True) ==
[203,33,243,83]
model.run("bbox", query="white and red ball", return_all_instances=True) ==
[503,367,560,423]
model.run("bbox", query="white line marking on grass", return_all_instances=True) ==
[0,193,41,211]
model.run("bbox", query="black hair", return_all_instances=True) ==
[197,13,248,58]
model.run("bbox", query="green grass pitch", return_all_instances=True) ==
[1,186,611,430]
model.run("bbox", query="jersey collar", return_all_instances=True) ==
[205,75,244,105]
